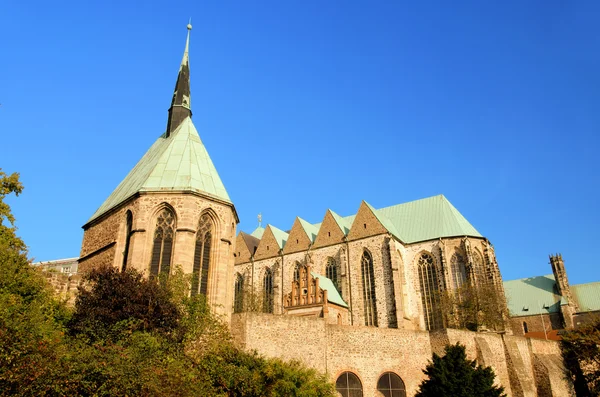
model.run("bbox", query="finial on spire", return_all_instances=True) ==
[258,213,262,228]
[165,22,193,137]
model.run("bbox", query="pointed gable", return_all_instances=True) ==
[283,217,318,254]
[235,231,259,265]
[313,210,347,248]
[347,201,389,241]
[254,225,288,260]
[86,117,231,224]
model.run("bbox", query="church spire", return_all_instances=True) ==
[166,21,193,137]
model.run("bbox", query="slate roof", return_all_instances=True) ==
[503,275,566,317]
[239,232,260,256]
[87,117,231,224]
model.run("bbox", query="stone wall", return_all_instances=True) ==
[232,313,574,397]
[80,191,237,319]
[42,272,84,306]
[510,314,563,336]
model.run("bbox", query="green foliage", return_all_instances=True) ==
[561,317,600,396]
[0,174,334,396]
[0,170,72,395]
[416,343,506,397]
[68,267,181,342]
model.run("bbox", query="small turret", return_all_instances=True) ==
[549,253,578,328]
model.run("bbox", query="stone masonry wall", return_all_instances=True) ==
[232,313,573,397]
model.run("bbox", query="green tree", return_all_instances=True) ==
[416,343,506,397]
[68,267,181,342]
[561,318,600,396]
[0,170,72,395]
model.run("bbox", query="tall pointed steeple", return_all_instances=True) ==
[166,22,193,137]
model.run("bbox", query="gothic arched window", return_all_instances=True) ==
[122,210,133,271]
[377,372,406,397]
[150,208,175,277]
[326,257,341,296]
[472,249,486,285]
[234,274,244,313]
[361,250,377,327]
[336,372,363,397]
[293,262,302,283]
[418,252,443,330]
[192,214,212,296]
[451,251,467,290]
[263,268,274,313]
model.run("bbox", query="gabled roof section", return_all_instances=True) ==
[312,273,348,308]
[250,226,265,239]
[572,282,600,313]
[377,194,482,243]
[87,117,231,224]
[298,218,319,243]
[503,275,567,317]
[365,201,401,240]
[330,210,353,235]
[240,231,260,254]
[269,225,289,250]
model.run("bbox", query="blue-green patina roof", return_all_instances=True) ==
[269,225,288,249]
[503,275,567,317]
[250,226,265,239]
[298,217,319,243]
[376,195,482,243]
[87,117,231,224]
[572,282,600,313]
[249,195,481,245]
[312,272,348,308]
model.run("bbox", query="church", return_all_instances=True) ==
[77,24,576,397]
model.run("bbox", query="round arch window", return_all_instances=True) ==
[335,371,362,397]
[377,372,406,397]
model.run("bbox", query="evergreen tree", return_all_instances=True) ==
[416,343,506,397]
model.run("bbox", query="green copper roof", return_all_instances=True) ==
[243,195,481,245]
[250,226,265,239]
[87,117,231,223]
[365,201,402,240]
[268,225,289,249]
[312,272,348,308]
[503,275,567,317]
[572,282,600,313]
[376,195,482,243]
[298,217,319,243]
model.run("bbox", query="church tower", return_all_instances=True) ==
[79,23,238,318]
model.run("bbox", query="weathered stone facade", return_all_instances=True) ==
[80,191,237,318]
[234,211,506,333]
[232,313,573,397]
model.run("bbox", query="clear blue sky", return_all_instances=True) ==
[1,1,599,284]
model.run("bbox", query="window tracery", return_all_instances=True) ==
[451,251,467,290]
[325,257,341,296]
[234,274,244,313]
[418,252,443,330]
[150,208,175,277]
[361,250,377,327]
[263,268,274,313]
[192,214,212,296]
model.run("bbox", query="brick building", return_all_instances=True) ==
[77,25,576,396]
